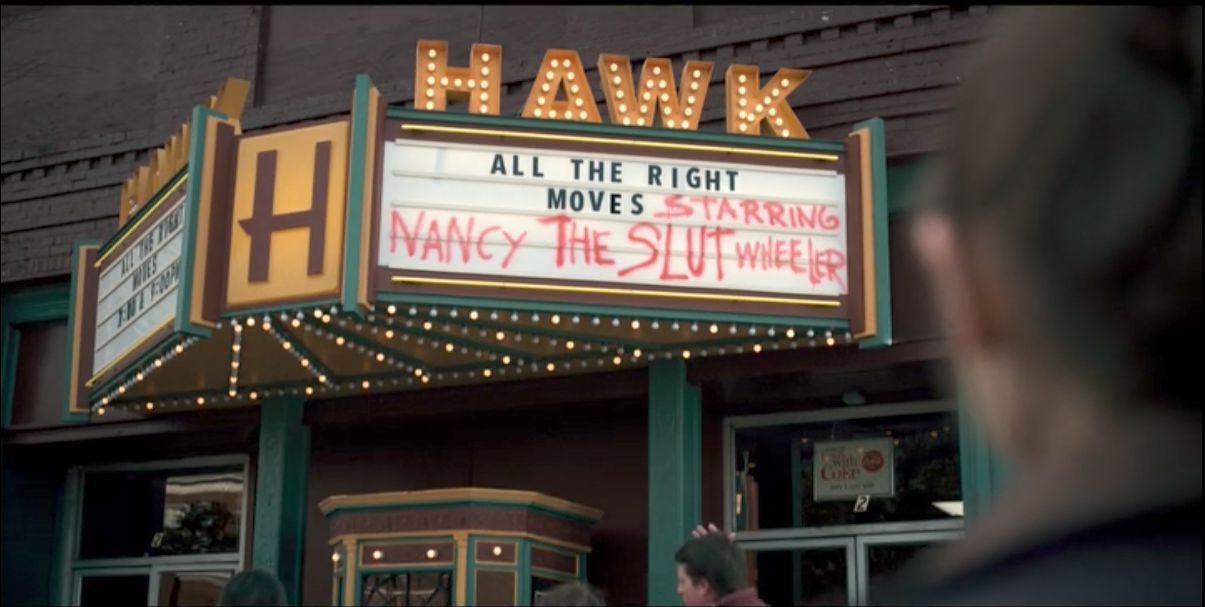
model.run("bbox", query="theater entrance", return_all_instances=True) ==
[724,401,967,606]
[736,526,963,606]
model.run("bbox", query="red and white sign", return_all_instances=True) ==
[813,438,895,501]
[377,139,849,298]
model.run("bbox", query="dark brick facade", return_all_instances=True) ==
[1,5,994,284]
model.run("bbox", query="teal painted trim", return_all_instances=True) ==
[61,240,102,424]
[96,164,190,259]
[466,536,477,604]
[359,562,454,572]
[324,499,598,525]
[53,469,82,606]
[386,107,849,154]
[885,155,934,216]
[646,359,702,606]
[251,395,310,606]
[341,74,373,317]
[374,292,851,330]
[221,298,341,321]
[350,543,457,604]
[517,537,532,606]
[1,281,71,428]
[1,282,72,322]
[854,118,894,349]
[175,105,226,338]
[956,402,1011,522]
[0,323,16,429]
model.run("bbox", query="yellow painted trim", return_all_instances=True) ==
[343,540,357,607]
[400,123,841,162]
[473,568,519,605]
[95,174,188,267]
[852,128,877,339]
[454,531,469,607]
[329,531,593,555]
[85,315,174,387]
[359,560,455,569]
[319,487,605,522]
[391,275,841,308]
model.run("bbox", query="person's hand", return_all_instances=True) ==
[691,523,736,541]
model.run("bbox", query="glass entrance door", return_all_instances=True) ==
[740,530,961,606]
[740,538,856,607]
[855,531,961,606]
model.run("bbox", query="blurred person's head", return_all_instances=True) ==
[674,534,747,606]
[217,569,289,607]
[540,581,607,606]
[913,6,1201,468]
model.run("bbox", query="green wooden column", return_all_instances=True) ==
[252,396,310,605]
[957,400,1012,522]
[647,359,702,605]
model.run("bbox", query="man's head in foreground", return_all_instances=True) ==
[674,533,748,606]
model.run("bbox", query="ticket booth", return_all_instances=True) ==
[321,488,604,606]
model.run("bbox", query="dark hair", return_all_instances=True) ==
[217,569,289,607]
[923,6,1202,410]
[539,581,607,606]
[674,534,747,597]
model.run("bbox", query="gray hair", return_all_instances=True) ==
[539,581,607,606]
[217,569,289,607]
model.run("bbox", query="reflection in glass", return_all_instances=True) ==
[361,572,453,606]
[866,543,930,605]
[78,465,244,560]
[156,571,232,607]
[80,575,150,606]
[734,411,962,531]
[748,547,849,607]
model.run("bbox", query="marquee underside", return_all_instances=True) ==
[93,298,854,417]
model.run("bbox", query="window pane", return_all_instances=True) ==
[866,543,933,605]
[156,571,232,607]
[361,572,453,606]
[745,547,849,607]
[79,465,244,560]
[734,411,962,530]
[80,575,149,606]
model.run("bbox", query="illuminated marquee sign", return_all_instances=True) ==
[62,79,251,418]
[415,39,812,139]
[57,36,893,420]
[93,191,187,374]
[379,141,850,300]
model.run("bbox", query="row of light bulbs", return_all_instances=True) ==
[92,336,199,412]
[92,303,853,415]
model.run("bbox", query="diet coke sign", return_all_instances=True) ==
[812,438,895,501]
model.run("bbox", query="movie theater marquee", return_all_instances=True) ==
[379,141,852,299]
[60,38,892,418]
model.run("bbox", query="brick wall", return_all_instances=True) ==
[0,4,994,284]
